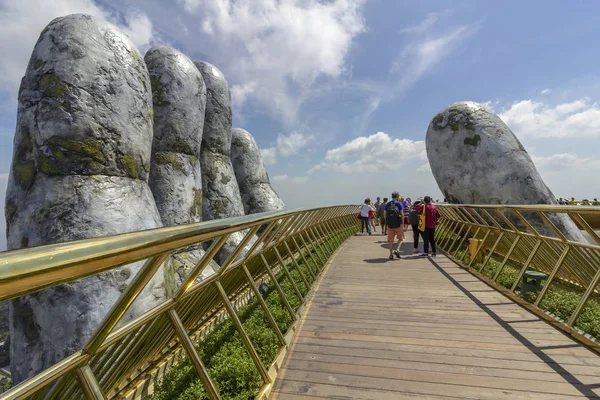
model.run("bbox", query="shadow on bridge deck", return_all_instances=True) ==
[270,233,600,400]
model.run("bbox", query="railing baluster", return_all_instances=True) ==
[260,254,296,320]
[214,281,271,384]
[167,309,221,400]
[75,365,106,400]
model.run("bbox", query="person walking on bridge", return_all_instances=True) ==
[415,196,441,257]
[385,192,404,260]
[377,197,388,236]
[360,199,372,235]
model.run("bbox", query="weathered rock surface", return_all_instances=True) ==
[145,46,216,285]
[194,61,252,263]
[231,128,284,214]
[5,14,166,382]
[426,101,587,242]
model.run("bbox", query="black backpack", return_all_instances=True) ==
[408,209,420,225]
[386,201,402,228]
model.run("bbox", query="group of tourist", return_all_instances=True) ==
[360,192,441,260]
[557,198,600,205]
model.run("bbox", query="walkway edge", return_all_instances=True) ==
[259,233,354,400]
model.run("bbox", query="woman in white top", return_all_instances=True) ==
[360,198,372,235]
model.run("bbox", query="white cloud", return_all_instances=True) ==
[289,176,308,184]
[399,10,452,35]
[541,88,551,95]
[499,98,600,138]
[276,132,315,157]
[180,0,366,122]
[118,11,155,50]
[0,0,157,96]
[416,163,431,173]
[531,153,600,200]
[259,132,314,164]
[260,147,277,165]
[272,174,288,181]
[309,132,426,174]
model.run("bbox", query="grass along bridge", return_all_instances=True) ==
[1,204,600,399]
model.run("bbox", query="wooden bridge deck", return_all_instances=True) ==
[270,234,600,400]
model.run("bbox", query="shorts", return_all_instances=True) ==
[388,227,403,241]
[403,216,409,225]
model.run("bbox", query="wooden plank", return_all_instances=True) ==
[269,235,600,400]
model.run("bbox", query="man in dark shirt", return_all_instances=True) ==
[385,192,404,259]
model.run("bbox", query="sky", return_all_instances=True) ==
[2,0,600,251]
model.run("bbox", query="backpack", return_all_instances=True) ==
[408,208,420,225]
[386,201,402,228]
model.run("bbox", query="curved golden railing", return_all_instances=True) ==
[435,204,600,352]
[0,205,359,400]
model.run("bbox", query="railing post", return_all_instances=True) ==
[167,309,221,400]
[534,247,570,307]
[511,240,542,292]
[214,281,271,384]
[303,231,326,267]
[492,236,521,282]
[478,233,504,272]
[284,241,315,281]
[567,266,600,326]
[260,254,296,320]
[84,253,170,355]
[242,265,287,346]
[275,246,310,291]
[272,247,305,300]
[292,236,318,275]
[76,365,106,400]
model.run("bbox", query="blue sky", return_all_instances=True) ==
[2,0,600,251]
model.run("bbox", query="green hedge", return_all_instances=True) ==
[150,231,347,400]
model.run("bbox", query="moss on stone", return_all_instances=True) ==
[150,77,164,105]
[206,164,218,183]
[16,127,33,161]
[465,121,475,131]
[164,260,177,297]
[147,107,154,122]
[34,60,42,70]
[129,49,142,62]
[13,161,35,188]
[432,113,444,126]
[119,283,128,293]
[464,134,482,146]
[48,136,105,163]
[5,202,17,223]
[212,199,229,218]
[220,173,231,185]
[155,152,186,174]
[120,155,141,180]
[39,154,60,175]
[119,268,132,281]
[191,188,202,218]
[450,123,459,132]
[172,140,193,155]
[39,74,67,97]
[215,137,224,148]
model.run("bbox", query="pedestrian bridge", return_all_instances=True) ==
[1,204,600,399]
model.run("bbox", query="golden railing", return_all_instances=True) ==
[0,205,359,400]
[435,204,600,352]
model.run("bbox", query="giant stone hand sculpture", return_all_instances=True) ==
[195,61,255,263]
[4,14,166,382]
[3,14,284,384]
[426,101,587,243]
[231,128,284,214]
[145,46,217,289]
